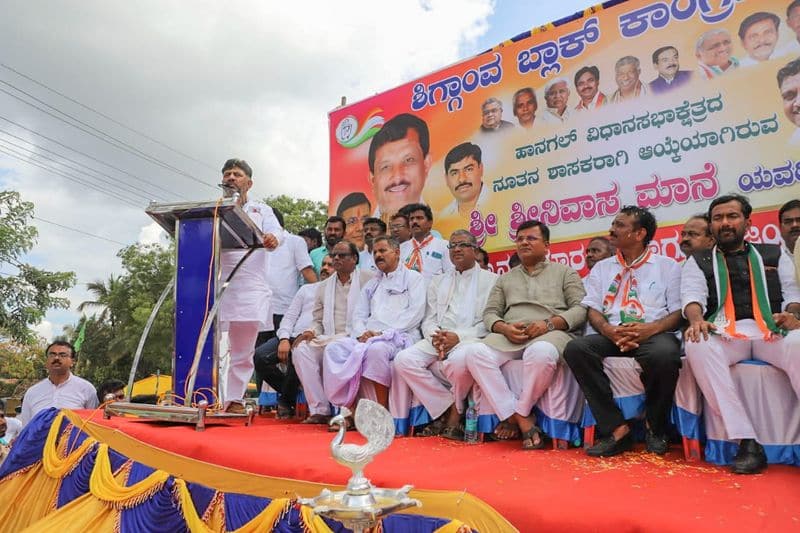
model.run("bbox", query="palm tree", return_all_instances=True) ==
[77,275,124,329]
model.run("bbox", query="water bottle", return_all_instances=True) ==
[464,399,479,444]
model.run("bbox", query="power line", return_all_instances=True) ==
[0,145,142,208]
[0,62,218,172]
[0,82,217,190]
[32,216,128,246]
[0,136,169,204]
[0,115,182,198]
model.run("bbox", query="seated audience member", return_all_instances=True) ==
[293,243,374,424]
[585,236,615,271]
[680,214,715,259]
[19,341,98,425]
[255,255,331,418]
[398,203,454,281]
[465,220,586,449]
[323,236,426,412]
[683,194,800,474]
[565,206,682,457]
[97,379,126,404]
[393,230,498,439]
[389,213,412,244]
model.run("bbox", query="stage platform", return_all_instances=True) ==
[76,409,800,532]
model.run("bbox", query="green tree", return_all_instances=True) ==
[0,340,46,397]
[264,194,328,233]
[73,243,174,385]
[0,190,76,343]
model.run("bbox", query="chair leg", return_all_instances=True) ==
[583,425,596,448]
[682,436,703,462]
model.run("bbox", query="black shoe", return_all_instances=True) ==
[731,439,767,475]
[645,430,669,455]
[586,432,633,457]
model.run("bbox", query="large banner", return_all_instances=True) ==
[328,0,800,274]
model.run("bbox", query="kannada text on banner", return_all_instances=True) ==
[328,0,800,273]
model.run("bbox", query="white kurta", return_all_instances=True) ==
[219,200,282,330]
[392,265,498,421]
[276,282,318,339]
[353,265,427,342]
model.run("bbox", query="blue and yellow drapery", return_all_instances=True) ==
[0,409,508,532]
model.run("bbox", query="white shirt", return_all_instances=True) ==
[539,107,573,124]
[277,282,318,339]
[219,200,282,329]
[359,249,378,273]
[439,184,489,218]
[19,373,98,426]
[399,235,454,281]
[681,248,800,316]
[2,417,22,443]
[266,229,313,315]
[354,265,426,342]
[419,265,498,353]
[583,253,682,326]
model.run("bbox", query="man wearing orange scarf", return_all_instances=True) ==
[683,194,800,474]
[398,203,453,282]
[565,206,683,457]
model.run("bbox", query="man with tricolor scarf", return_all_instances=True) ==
[565,206,683,457]
[398,203,453,282]
[683,194,800,475]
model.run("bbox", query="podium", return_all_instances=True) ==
[105,198,263,429]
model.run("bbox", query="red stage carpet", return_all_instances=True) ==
[79,410,800,532]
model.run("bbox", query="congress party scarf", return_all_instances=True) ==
[602,248,652,323]
[708,243,786,340]
[405,234,434,273]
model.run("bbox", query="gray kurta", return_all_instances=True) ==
[482,260,587,353]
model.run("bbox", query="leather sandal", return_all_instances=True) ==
[441,425,465,441]
[415,418,446,437]
[301,414,331,424]
[276,404,295,419]
[521,425,546,450]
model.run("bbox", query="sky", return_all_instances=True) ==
[0,0,598,340]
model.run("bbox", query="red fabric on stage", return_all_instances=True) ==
[80,411,800,532]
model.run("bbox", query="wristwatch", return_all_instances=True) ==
[544,318,555,332]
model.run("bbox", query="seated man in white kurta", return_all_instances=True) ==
[217,158,281,412]
[323,236,426,412]
[393,230,497,438]
[292,242,374,424]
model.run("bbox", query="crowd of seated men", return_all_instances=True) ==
[261,194,800,476]
[12,194,799,477]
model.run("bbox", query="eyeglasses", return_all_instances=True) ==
[329,252,353,259]
[47,352,72,359]
[447,242,475,250]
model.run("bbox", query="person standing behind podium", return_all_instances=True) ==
[218,158,281,413]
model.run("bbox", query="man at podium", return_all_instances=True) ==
[219,158,281,413]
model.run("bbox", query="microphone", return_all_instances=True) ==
[218,183,240,199]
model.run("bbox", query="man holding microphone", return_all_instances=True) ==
[218,158,282,412]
